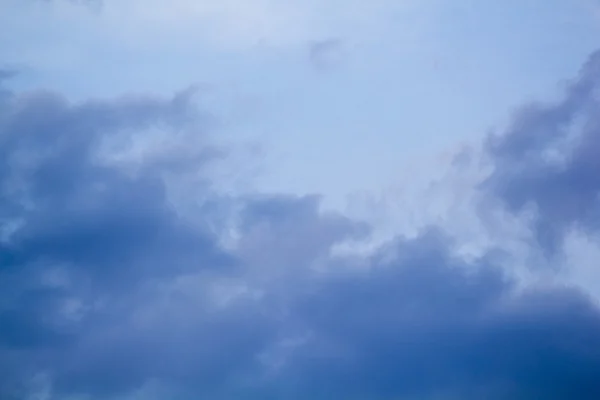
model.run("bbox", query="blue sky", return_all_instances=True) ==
[3,1,600,399]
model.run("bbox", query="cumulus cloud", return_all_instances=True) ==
[483,50,600,255]
[0,83,233,398]
[3,46,600,400]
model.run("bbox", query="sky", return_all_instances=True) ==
[2,0,600,399]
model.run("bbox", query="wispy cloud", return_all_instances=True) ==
[308,38,346,71]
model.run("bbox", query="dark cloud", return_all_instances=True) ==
[246,230,600,400]
[0,82,234,398]
[2,52,600,400]
[482,50,600,255]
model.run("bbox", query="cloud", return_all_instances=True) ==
[0,80,234,398]
[0,68,17,99]
[308,38,346,71]
[0,68,18,81]
[266,231,600,400]
[3,50,600,400]
[482,50,600,255]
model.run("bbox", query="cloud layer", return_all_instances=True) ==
[2,33,600,400]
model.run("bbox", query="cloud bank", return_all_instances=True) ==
[2,38,600,400]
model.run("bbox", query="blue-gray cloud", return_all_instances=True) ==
[483,50,600,255]
[2,51,600,400]
[0,83,234,398]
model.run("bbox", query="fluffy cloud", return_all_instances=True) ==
[483,50,600,255]
[2,47,600,400]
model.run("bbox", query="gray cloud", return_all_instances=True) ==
[482,50,600,255]
[0,82,234,398]
[2,51,600,400]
